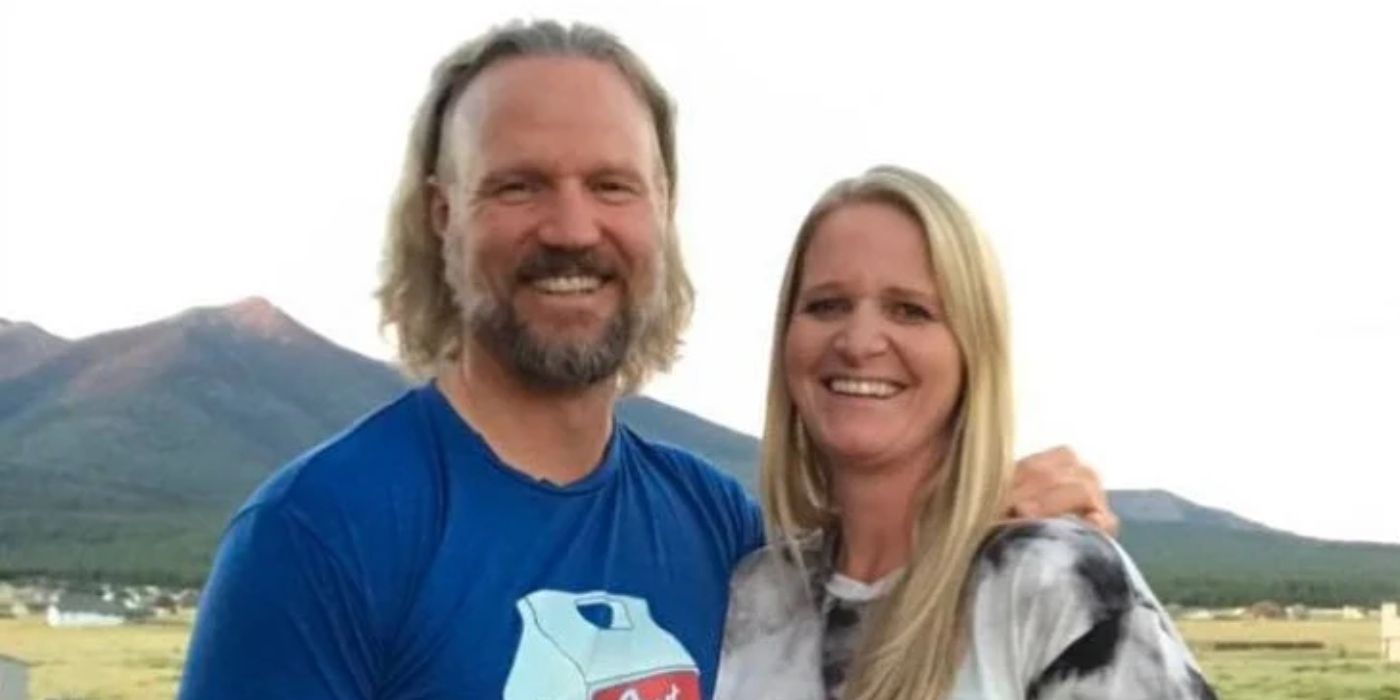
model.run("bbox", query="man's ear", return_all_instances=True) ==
[426,176,451,239]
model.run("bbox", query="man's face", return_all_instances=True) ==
[434,56,665,390]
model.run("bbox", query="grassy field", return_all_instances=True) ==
[1182,618,1400,699]
[0,613,191,700]
[2,615,1399,698]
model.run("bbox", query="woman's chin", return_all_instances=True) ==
[820,438,896,470]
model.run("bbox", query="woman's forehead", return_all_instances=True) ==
[800,202,937,293]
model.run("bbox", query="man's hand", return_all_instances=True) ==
[1006,446,1119,537]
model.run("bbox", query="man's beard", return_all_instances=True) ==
[444,233,653,392]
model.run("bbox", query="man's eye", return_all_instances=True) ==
[493,181,535,201]
[593,179,639,202]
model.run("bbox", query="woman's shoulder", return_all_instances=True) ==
[729,534,826,599]
[965,517,1144,683]
[726,533,832,637]
[961,518,1216,699]
[974,516,1137,614]
[719,535,827,697]
[980,516,1120,564]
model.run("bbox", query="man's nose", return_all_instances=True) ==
[537,182,602,248]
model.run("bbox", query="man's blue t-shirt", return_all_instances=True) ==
[180,383,764,699]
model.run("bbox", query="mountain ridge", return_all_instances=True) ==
[1107,489,1272,532]
[0,318,69,381]
[2,300,1397,606]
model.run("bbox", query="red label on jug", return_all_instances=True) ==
[592,670,701,700]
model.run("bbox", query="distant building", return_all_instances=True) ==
[0,653,29,700]
[1248,601,1285,620]
[1383,602,1400,663]
[13,587,51,611]
[0,585,15,620]
[1218,607,1248,621]
[1313,607,1364,621]
[151,593,179,618]
[174,589,201,611]
[46,592,129,628]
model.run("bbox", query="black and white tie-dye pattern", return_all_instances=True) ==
[715,517,1217,699]
[819,570,896,698]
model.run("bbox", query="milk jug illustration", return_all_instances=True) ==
[503,589,701,700]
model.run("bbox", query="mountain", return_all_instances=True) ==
[0,297,408,507]
[1108,489,1270,532]
[0,298,409,581]
[0,318,69,381]
[2,301,1398,606]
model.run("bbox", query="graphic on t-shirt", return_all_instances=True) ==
[503,589,701,700]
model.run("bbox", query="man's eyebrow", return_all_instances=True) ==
[475,161,649,183]
[580,164,651,190]
[591,162,646,176]
[475,166,547,187]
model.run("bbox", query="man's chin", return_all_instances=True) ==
[468,299,633,389]
[510,336,628,391]
[519,325,613,353]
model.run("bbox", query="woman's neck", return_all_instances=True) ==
[830,448,945,584]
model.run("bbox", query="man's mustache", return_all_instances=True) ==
[514,247,618,283]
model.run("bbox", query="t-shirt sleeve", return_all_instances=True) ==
[966,519,1217,700]
[734,490,766,562]
[675,445,765,567]
[179,504,380,699]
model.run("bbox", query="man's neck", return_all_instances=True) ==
[436,347,617,486]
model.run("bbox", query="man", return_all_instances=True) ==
[180,20,1115,699]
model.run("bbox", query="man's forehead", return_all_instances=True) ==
[444,55,656,165]
[461,55,634,107]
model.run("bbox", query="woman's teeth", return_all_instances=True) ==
[826,378,901,398]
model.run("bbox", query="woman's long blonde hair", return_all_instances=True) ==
[761,165,1014,700]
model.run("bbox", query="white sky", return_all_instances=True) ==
[3,0,1398,543]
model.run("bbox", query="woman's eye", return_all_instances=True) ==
[801,298,847,317]
[891,302,934,321]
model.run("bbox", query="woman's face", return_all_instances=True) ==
[784,200,965,474]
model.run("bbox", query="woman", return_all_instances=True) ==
[716,166,1215,699]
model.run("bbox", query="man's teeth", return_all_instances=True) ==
[827,378,901,398]
[532,275,603,294]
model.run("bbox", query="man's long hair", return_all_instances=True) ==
[376,20,694,393]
